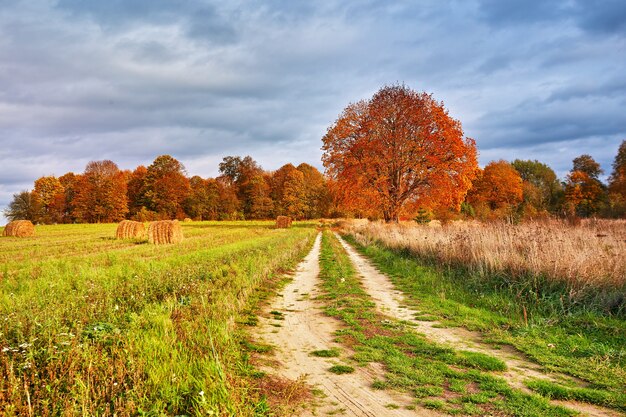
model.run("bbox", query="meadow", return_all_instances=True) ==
[0,221,317,416]
[343,219,626,314]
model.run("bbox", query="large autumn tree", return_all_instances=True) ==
[322,85,478,222]
[73,160,128,223]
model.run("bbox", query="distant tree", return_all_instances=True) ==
[246,174,274,219]
[126,166,147,217]
[4,191,40,222]
[573,155,603,179]
[73,160,128,223]
[185,176,221,220]
[511,159,562,213]
[218,155,265,218]
[271,164,307,218]
[144,155,191,219]
[322,85,478,222]
[32,176,65,223]
[467,160,523,220]
[564,155,606,217]
[218,156,262,186]
[216,179,241,220]
[59,172,79,223]
[297,163,330,219]
[282,168,306,219]
[608,140,626,217]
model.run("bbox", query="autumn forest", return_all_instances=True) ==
[5,86,626,225]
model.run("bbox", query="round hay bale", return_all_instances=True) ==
[148,220,183,244]
[276,216,292,229]
[183,217,192,222]
[115,220,145,239]
[2,220,35,237]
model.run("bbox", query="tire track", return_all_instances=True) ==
[255,233,441,416]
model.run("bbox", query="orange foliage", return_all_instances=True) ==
[467,160,523,216]
[322,85,477,222]
[73,160,129,223]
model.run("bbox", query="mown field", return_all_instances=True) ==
[0,221,317,416]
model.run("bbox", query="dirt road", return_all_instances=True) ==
[255,233,440,416]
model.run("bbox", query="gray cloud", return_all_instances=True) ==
[1,0,625,220]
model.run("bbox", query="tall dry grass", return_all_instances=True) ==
[343,219,626,313]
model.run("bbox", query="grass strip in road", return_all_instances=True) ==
[318,230,573,416]
[341,233,626,413]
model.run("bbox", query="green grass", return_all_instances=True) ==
[0,221,317,416]
[526,379,626,412]
[317,231,573,416]
[311,349,340,358]
[341,233,626,413]
[328,365,355,374]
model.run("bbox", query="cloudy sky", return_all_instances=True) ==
[1,0,625,217]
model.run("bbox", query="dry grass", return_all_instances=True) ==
[276,216,292,229]
[343,219,626,310]
[115,220,145,239]
[147,220,183,244]
[2,220,35,237]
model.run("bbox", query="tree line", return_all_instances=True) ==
[4,85,626,224]
[4,155,334,224]
[6,143,625,225]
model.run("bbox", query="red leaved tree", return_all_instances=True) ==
[322,85,478,222]
[73,160,128,223]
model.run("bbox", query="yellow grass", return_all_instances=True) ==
[343,219,626,292]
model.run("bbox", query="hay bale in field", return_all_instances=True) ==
[2,220,35,237]
[276,216,292,229]
[183,217,192,222]
[115,220,145,239]
[148,220,183,244]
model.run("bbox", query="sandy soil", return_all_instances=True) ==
[335,233,623,417]
[255,233,443,416]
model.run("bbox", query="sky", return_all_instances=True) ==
[1,0,625,218]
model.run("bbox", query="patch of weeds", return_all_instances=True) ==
[241,340,273,354]
[413,314,438,321]
[527,379,626,412]
[371,380,388,390]
[270,310,284,320]
[415,386,444,398]
[422,399,446,410]
[461,392,491,404]
[310,348,340,358]
[328,365,355,375]
[385,403,399,409]
[455,351,507,371]
[239,315,258,326]
[448,379,467,393]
